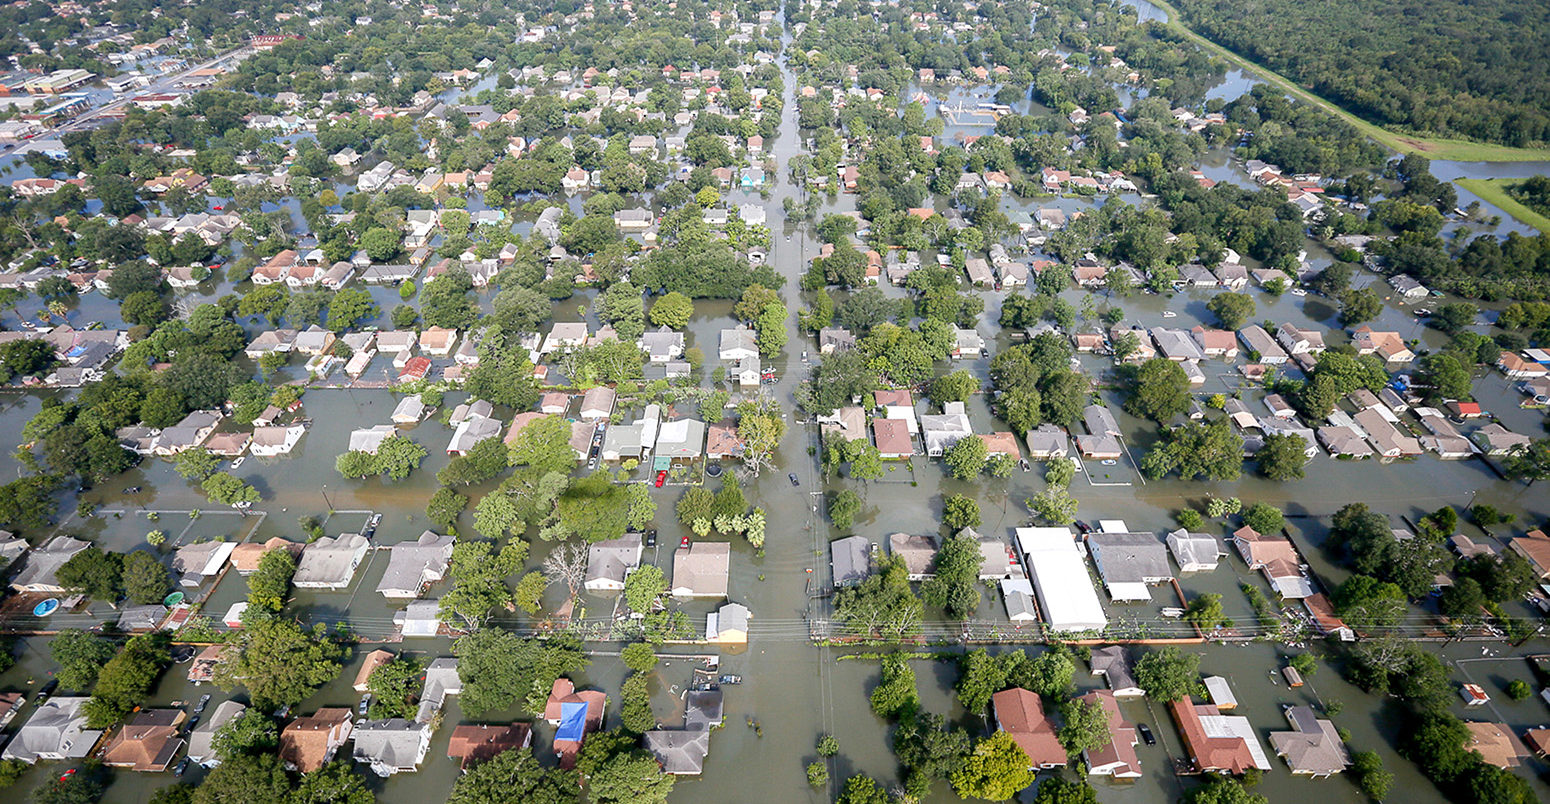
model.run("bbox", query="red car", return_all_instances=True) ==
[654,470,667,487]
[679,536,691,549]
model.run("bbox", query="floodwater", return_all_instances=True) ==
[1,8,1549,804]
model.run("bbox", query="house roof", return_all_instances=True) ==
[872,417,914,455]
[1466,721,1528,768]
[644,729,711,774]
[889,533,937,576]
[1170,699,1270,773]
[1269,706,1349,775]
[672,542,730,597]
[9,535,90,591]
[585,534,643,586]
[1080,691,1140,776]
[293,534,369,587]
[354,649,396,691]
[187,701,244,765]
[375,531,455,597]
[279,708,353,773]
[352,719,430,770]
[447,724,531,768]
[230,537,301,573]
[1088,532,1171,584]
[992,688,1065,767]
[1,697,102,762]
[1089,646,1140,693]
[102,709,185,771]
[831,536,871,585]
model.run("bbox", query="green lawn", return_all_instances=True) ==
[1456,179,1550,234]
[1147,0,1550,163]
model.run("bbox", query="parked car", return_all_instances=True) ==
[1137,723,1155,745]
[679,536,691,549]
[655,470,668,488]
[645,530,657,547]
[788,472,800,486]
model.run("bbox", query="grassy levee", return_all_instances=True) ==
[1144,0,1550,163]
[1456,179,1550,234]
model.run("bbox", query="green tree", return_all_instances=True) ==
[513,571,548,615]
[246,547,296,613]
[1505,438,1550,485]
[1241,503,1285,535]
[1332,574,1407,629]
[619,672,655,733]
[447,748,578,804]
[35,777,105,804]
[84,633,171,727]
[122,550,171,605]
[57,545,123,601]
[1141,420,1244,481]
[214,619,347,711]
[943,494,982,530]
[869,654,920,720]
[1034,778,1099,804]
[452,629,587,716]
[50,629,117,691]
[426,487,468,527]
[944,436,989,480]
[173,448,218,481]
[836,775,890,804]
[1256,433,1309,480]
[1184,593,1232,631]
[1125,358,1190,421]
[367,656,426,719]
[930,370,980,406]
[360,228,402,262]
[1136,646,1201,702]
[202,472,261,505]
[621,643,657,673]
[648,292,694,328]
[588,749,675,804]
[1350,750,1392,801]
[211,709,279,761]
[624,565,667,615]
[291,760,375,804]
[829,489,863,531]
[922,532,983,619]
[1186,776,1268,804]
[1339,288,1383,327]
[1058,697,1112,755]
[1207,294,1256,329]
[833,556,923,641]
[951,730,1037,801]
[191,754,291,804]
[439,540,526,629]
[1029,485,1078,525]
[507,415,575,475]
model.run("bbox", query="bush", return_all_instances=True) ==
[817,734,839,757]
[1176,509,1204,529]
[1506,679,1531,700]
[806,761,829,787]
[621,643,657,673]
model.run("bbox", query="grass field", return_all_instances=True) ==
[1146,0,1550,164]
[1456,179,1550,234]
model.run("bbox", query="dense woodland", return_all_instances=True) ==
[1171,0,1550,147]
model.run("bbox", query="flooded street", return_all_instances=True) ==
[0,6,1547,804]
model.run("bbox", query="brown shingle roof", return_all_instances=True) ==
[447,723,532,768]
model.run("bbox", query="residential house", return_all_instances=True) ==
[1509,530,1550,579]
[545,679,606,768]
[416,658,462,723]
[950,326,985,358]
[1276,323,1326,357]
[1389,274,1428,300]
[640,326,684,363]
[1170,698,1272,774]
[230,537,300,575]
[1465,722,1528,769]
[2,698,102,763]
[446,724,531,770]
[376,531,455,598]
[419,327,458,356]
[353,719,432,776]
[1089,646,1145,698]
[1474,423,1531,456]
[719,325,759,362]
[397,599,442,637]
[1352,408,1422,458]
[705,421,745,461]
[171,540,235,588]
[831,535,871,587]
[671,542,730,598]
[1077,405,1123,459]
[991,688,1066,769]
[1238,325,1288,364]
[1192,327,1239,359]
[1016,527,1109,633]
[102,709,186,772]
[187,701,244,767]
[1166,530,1223,572]
[1233,527,1312,598]
[889,533,938,580]
[542,322,589,354]
[251,425,305,457]
[153,410,221,455]
[1087,531,1172,601]
[8,535,90,593]
[583,534,643,593]
[1081,691,1142,778]
[706,602,750,646]
[921,401,973,457]
[292,534,371,590]
[1024,425,1070,460]
[1266,706,1350,778]
[818,327,856,354]
[580,387,616,421]
[1351,327,1414,364]
[872,418,915,459]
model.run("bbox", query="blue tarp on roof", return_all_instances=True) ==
[555,700,588,742]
